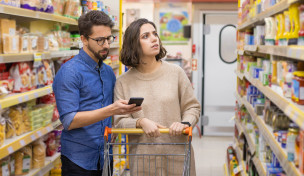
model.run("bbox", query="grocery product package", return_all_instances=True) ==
[37,0,53,13]
[32,139,46,168]
[20,0,38,11]
[8,107,25,136]
[3,109,16,139]
[44,132,56,156]
[63,0,81,19]
[43,60,54,85]
[33,61,47,88]
[9,62,32,93]
[14,145,32,175]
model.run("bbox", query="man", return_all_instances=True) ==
[53,11,141,176]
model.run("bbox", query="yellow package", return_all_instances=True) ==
[15,145,32,175]
[22,107,30,133]
[9,107,25,136]
[32,139,46,169]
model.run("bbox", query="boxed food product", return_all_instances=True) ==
[19,34,30,53]
[9,62,32,93]
[3,34,19,54]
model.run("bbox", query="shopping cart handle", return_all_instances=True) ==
[104,127,192,141]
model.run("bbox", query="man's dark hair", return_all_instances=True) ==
[120,18,167,67]
[78,11,114,38]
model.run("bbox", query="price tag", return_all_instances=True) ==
[288,49,292,57]
[7,146,13,154]
[294,111,299,121]
[296,50,301,58]
[34,92,39,98]
[37,131,42,137]
[24,95,29,101]
[47,88,51,94]
[0,56,3,63]
[18,97,23,103]
[19,140,25,146]
[34,53,42,62]
[46,126,51,132]
[31,134,36,141]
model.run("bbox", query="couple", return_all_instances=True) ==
[53,10,200,176]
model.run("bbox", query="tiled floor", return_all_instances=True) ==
[192,135,233,176]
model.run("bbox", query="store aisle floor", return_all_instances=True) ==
[192,135,233,176]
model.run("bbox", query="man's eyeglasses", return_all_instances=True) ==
[88,35,116,46]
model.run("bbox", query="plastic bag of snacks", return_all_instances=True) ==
[64,0,81,19]
[4,114,15,139]
[32,139,46,168]
[20,0,38,11]
[37,0,53,13]
[22,107,30,133]
[52,0,65,15]
[43,60,55,85]
[34,62,47,88]
[0,116,5,147]
[8,107,25,136]
[14,145,32,175]
[9,62,32,93]
[47,33,59,51]
[44,132,56,156]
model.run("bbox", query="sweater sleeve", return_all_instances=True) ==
[178,68,201,126]
[113,79,140,128]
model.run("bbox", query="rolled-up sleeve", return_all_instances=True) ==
[53,66,80,130]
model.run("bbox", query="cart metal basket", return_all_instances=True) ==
[102,127,193,176]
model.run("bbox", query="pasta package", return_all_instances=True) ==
[32,139,46,168]
[15,145,32,175]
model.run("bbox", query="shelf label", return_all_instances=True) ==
[37,131,42,137]
[7,146,13,154]
[34,92,39,98]
[46,126,51,132]
[296,50,301,59]
[47,88,51,94]
[31,134,36,141]
[19,140,25,146]
[288,49,292,58]
[24,95,29,101]
[18,97,22,103]
[34,53,42,62]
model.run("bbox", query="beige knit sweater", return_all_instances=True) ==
[114,61,201,175]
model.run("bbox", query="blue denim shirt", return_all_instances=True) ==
[53,49,115,170]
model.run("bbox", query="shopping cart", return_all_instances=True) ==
[102,127,193,176]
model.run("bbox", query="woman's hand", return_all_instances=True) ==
[169,122,189,136]
[139,118,166,138]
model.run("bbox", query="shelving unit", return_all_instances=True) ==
[0,119,60,160]
[241,45,304,61]
[0,85,52,110]
[234,139,248,176]
[224,163,229,176]
[0,4,77,25]
[238,0,297,31]
[235,92,301,176]
[25,152,61,176]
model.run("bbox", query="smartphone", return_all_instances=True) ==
[128,97,144,107]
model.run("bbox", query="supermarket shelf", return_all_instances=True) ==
[243,72,304,130]
[234,142,248,176]
[0,85,52,110]
[238,92,301,176]
[244,45,304,61]
[238,119,256,154]
[234,70,245,80]
[25,152,61,176]
[0,4,77,25]
[0,50,79,63]
[238,0,290,31]
[235,118,244,135]
[50,50,79,58]
[110,43,120,49]
[252,155,267,176]
[0,123,55,160]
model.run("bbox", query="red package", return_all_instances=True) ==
[9,62,32,92]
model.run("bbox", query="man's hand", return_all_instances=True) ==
[169,122,189,136]
[139,118,166,138]
[110,99,142,116]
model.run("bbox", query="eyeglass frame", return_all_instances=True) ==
[87,35,116,46]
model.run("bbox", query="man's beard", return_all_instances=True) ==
[88,44,109,61]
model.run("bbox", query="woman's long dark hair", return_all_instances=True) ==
[120,18,167,67]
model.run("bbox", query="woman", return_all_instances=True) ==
[114,18,200,175]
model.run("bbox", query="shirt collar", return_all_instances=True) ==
[79,49,103,70]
